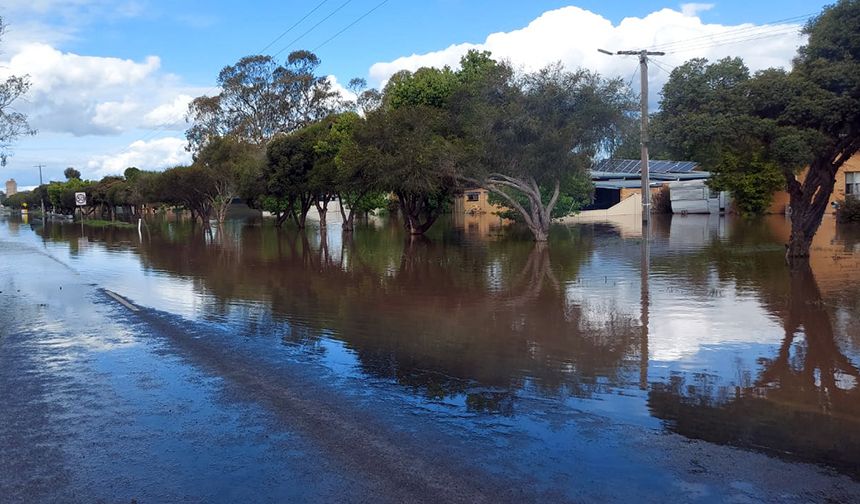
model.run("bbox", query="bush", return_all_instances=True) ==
[836,197,860,223]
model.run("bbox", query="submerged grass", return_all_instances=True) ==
[83,219,136,229]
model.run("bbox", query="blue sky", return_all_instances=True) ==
[0,1,832,187]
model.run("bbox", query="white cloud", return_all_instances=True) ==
[143,94,193,128]
[367,6,806,107]
[680,3,715,17]
[86,137,191,178]
[326,75,358,105]
[0,43,204,136]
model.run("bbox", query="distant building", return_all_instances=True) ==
[586,159,729,215]
[5,179,17,196]
[453,188,506,215]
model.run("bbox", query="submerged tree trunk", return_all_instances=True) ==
[473,174,560,242]
[785,140,860,261]
[292,193,314,229]
[396,192,438,235]
[785,159,838,261]
[336,192,362,232]
[315,194,332,229]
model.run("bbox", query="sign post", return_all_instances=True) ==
[75,192,86,233]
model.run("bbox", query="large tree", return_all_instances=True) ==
[650,58,793,217]
[653,1,860,259]
[781,0,860,259]
[352,104,458,235]
[194,137,263,223]
[0,17,36,165]
[264,125,321,228]
[328,112,385,231]
[356,65,463,235]
[185,51,339,153]
[455,55,633,241]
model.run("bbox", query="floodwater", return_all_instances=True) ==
[2,211,860,501]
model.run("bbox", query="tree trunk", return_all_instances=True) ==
[397,192,438,235]
[315,196,330,228]
[336,192,359,232]
[293,193,313,229]
[475,175,560,242]
[785,159,837,262]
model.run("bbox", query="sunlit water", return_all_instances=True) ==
[3,212,860,480]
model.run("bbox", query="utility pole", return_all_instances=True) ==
[34,164,46,218]
[598,49,664,224]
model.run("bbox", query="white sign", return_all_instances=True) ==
[74,192,87,206]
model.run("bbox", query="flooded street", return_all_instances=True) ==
[2,213,860,502]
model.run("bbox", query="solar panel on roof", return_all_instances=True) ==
[592,158,699,174]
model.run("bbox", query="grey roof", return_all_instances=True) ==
[593,158,699,174]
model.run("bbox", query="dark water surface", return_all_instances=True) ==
[3,212,860,497]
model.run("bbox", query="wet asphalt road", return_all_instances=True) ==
[3,237,860,503]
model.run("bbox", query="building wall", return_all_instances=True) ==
[5,179,17,196]
[767,152,860,214]
[454,188,506,215]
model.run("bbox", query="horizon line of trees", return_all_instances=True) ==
[3,1,857,255]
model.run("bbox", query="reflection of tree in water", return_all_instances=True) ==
[649,263,860,477]
[42,219,644,415]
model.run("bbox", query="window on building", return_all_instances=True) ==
[466,192,480,202]
[847,172,860,198]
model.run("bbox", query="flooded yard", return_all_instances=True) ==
[2,213,859,502]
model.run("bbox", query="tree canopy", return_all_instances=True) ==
[652,0,860,258]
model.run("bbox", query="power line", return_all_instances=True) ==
[272,0,355,58]
[313,0,391,51]
[97,1,348,161]
[648,12,813,51]
[258,0,331,54]
[667,26,801,54]
[648,58,674,76]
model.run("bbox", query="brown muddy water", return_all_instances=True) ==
[2,212,860,501]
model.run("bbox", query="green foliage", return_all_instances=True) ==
[47,178,91,214]
[82,219,136,229]
[654,0,860,232]
[708,153,785,216]
[837,197,860,223]
[384,67,459,109]
[3,191,31,209]
[651,58,810,217]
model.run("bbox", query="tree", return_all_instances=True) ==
[781,0,860,259]
[194,137,263,223]
[185,51,340,154]
[0,17,36,165]
[328,113,385,231]
[265,126,319,228]
[353,104,459,235]
[653,1,860,258]
[650,58,793,217]
[158,165,214,222]
[456,57,633,241]
[64,167,81,180]
[363,64,464,235]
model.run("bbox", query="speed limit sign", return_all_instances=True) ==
[74,192,87,206]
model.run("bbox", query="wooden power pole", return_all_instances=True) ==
[34,164,46,217]
[598,49,664,224]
